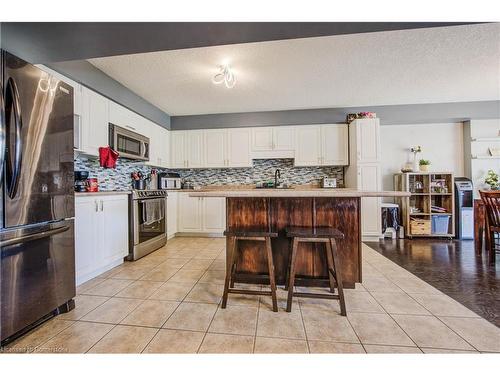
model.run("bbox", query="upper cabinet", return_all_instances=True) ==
[227,128,252,167]
[186,130,205,168]
[349,118,380,164]
[294,124,348,167]
[204,128,252,168]
[170,131,187,168]
[250,126,295,159]
[79,87,109,156]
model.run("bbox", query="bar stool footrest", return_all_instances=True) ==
[228,289,272,296]
[293,291,341,300]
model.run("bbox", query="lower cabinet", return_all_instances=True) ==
[177,193,225,234]
[75,194,129,285]
[166,191,178,238]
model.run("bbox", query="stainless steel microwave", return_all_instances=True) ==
[109,123,149,161]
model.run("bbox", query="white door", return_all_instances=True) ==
[101,196,129,265]
[294,126,321,166]
[81,88,109,156]
[204,129,227,168]
[357,119,380,163]
[186,130,204,168]
[358,164,382,236]
[178,194,202,232]
[273,126,295,150]
[203,198,226,232]
[166,192,178,238]
[170,131,186,168]
[321,124,349,166]
[75,197,99,285]
[227,128,251,167]
[251,127,273,151]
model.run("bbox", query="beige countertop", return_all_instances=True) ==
[188,187,410,198]
[75,191,131,196]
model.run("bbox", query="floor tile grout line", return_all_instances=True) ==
[360,287,421,349]
[296,296,312,353]
[363,243,491,352]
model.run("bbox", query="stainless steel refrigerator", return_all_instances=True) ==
[0,51,75,344]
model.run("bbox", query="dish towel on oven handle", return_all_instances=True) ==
[142,200,164,225]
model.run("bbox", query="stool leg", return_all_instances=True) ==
[325,241,336,294]
[286,238,299,312]
[284,238,293,291]
[330,238,346,316]
[230,237,239,288]
[221,236,236,309]
[265,237,278,312]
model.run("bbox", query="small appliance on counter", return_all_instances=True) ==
[454,177,474,239]
[158,172,182,190]
[74,171,89,192]
[87,178,99,192]
[321,177,337,188]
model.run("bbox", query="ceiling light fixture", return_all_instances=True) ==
[212,64,236,88]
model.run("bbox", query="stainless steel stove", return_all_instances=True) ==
[129,189,168,260]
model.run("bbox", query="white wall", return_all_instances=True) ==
[380,122,464,198]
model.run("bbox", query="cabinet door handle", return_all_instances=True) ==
[100,200,104,211]
[94,200,98,212]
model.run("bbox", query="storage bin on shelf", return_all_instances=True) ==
[410,218,431,235]
[432,215,451,235]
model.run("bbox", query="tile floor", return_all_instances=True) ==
[3,237,500,354]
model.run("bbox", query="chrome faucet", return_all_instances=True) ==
[274,169,281,188]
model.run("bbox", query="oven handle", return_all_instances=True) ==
[137,198,166,203]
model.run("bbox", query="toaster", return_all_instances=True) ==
[158,172,182,190]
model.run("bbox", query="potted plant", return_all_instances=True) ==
[410,146,422,171]
[485,169,499,190]
[419,159,431,172]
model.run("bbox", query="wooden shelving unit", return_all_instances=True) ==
[394,172,455,239]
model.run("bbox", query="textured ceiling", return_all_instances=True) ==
[89,23,500,116]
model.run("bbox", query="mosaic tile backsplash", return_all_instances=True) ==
[75,156,344,191]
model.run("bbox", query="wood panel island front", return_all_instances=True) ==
[189,188,409,288]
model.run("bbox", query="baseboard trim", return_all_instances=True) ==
[173,232,224,238]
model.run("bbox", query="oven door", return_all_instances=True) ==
[134,197,166,246]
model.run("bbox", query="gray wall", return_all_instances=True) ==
[1,23,171,129]
[48,60,171,129]
[171,101,500,129]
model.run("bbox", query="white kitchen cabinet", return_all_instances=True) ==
[177,193,226,234]
[186,130,204,168]
[252,127,274,151]
[203,128,251,168]
[170,131,187,168]
[80,88,109,156]
[203,197,226,232]
[322,124,349,165]
[251,126,295,151]
[350,118,381,163]
[294,124,348,166]
[273,127,295,150]
[146,119,170,168]
[75,194,129,285]
[166,191,178,238]
[227,128,251,167]
[204,129,227,168]
[344,118,382,238]
[178,194,203,232]
[294,126,322,166]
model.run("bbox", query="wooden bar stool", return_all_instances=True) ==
[221,230,279,312]
[285,226,347,315]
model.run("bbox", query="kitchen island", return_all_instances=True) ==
[190,188,409,288]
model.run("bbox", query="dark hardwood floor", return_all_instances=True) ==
[365,239,500,327]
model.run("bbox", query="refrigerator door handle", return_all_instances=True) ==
[0,225,70,247]
[5,77,23,199]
